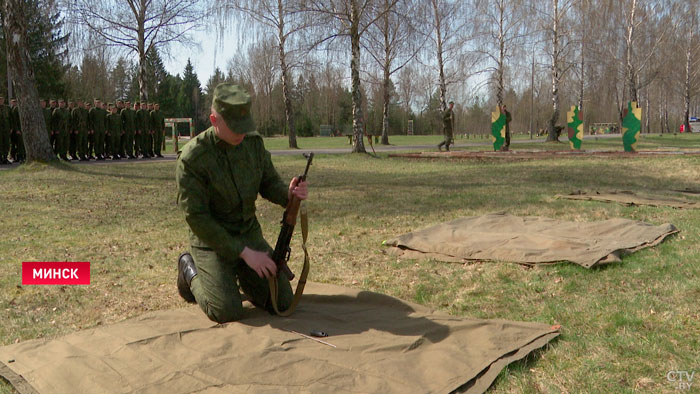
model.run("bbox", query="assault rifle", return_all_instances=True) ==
[272,153,313,280]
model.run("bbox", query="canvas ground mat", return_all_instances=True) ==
[0,282,560,394]
[556,190,699,209]
[385,213,678,268]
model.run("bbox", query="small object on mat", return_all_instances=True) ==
[286,329,336,348]
[310,330,328,337]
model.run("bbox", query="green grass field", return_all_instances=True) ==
[160,132,700,154]
[0,138,699,393]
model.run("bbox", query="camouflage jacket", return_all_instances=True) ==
[176,127,289,261]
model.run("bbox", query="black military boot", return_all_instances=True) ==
[177,252,197,303]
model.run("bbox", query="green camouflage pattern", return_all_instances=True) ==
[491,109,506,151]
[567,105,583,150]
[622,101,641,152]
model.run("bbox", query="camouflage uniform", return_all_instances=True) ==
[121,103,136,158]
[150,105,165,157]
[176,84,293,323]
[438,102,454,151]
[106,106,122,159]
[52,101,70,160]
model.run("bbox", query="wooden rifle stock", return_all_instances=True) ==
[272,153,313,280]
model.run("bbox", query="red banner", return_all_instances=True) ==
[22,262,91,285]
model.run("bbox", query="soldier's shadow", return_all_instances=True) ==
[236,290,450,344]
[50,160,173,181]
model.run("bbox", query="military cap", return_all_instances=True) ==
[212,83,255,134]
[448,100,454,105]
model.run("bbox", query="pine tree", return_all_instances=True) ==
[178,59,203,132]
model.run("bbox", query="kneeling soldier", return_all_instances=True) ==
[175,84,308,323]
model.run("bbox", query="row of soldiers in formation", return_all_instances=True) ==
[0,98,166,164]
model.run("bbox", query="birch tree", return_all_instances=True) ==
[68,0,206,102]
[420,0,477,120]
[364,0,421,144]
[474,0,529,108]
[306,0,398,153]
[539,0,578,142]
[218,0,315,148]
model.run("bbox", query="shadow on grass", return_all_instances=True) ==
[35,159,175,181]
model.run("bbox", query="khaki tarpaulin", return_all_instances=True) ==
[0,282,559,394]
[385,213,678,268]
[556,190,699,209]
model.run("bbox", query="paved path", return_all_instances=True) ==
[0,133,630,170]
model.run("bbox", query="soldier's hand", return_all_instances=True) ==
[240,247,277,279]
[288,178,308,201]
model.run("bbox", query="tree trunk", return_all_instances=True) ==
[278,0,297,149]
[625,0,638,103]
[2,0,55,163]
[433,0,447,112]
[683,27,692,134]
[380,7,391,145]
[350,0,366,153]
[137,1,148,102]
[496,1,505,107]
[546,0,560,142]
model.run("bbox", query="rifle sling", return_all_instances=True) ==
[268,203,309,316]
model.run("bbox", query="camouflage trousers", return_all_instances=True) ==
[189,245,293,324]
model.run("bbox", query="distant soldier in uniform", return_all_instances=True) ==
[85,102,95,159]
[10,99,25,163]
[146,102,155,157]
[121,100,136,159]
[74,99,89,161]
[106,103,122,160]
[175,83,308,323]
[136,102,151,158]
[438,100,455,152]
[0,97,10,164]
[151,103,165,157]
[89,99,107,160]
[133,101,143,158]
[68,100,78,160]
[48,99,58,153]
[501,104,512,151]
[51,99,70,161]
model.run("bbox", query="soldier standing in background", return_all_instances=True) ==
[146,102,155,157]
[68,100,78,160]
[437,101,455,152]
[85,101,95,159]
[116,100,125,158]
[90,99,107,160]
[0,97,9,165]
[136,102,151,158]
[121,100,136,159]
[9,98,24,163]
[48,99,57,153]
[151,103,164,157]
[52,99,70,161]
[134,101,143,158]
[106,103,122,160]
[74,99,89,161]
